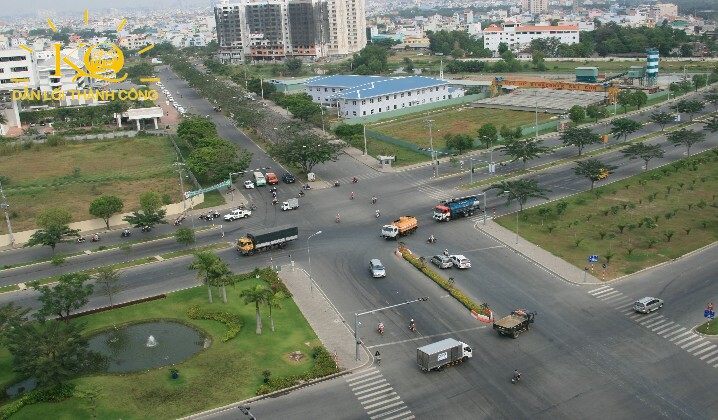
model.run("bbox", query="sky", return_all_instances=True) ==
[2,0,212,17]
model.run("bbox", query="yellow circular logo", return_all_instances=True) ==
[84,43,125,79]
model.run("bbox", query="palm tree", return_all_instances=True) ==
[188,251,224,303]
[498,139,548,170]
[240,285,271,334]
[484,179,551,211]
[267,291,286,332]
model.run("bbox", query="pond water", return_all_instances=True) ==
[87,321,208,373]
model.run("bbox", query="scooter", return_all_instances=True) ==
[334,181,340,187]
[141,226,152,232]
[121,229,131,237]
[427,236,437,244]
[91,234,100,242]
[408,321,416,332]
[378,325,384,335]
[302,184,312,190]
[298,190,305,197]
[76,237,86,243]
[511,372,521,384]
[375,210,381,218]
[351,177,358,184]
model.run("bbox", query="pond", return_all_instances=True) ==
[87,321,209,373]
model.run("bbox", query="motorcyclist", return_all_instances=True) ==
[371,196,377,204]
[513,369,521,381]
[428,234,436,243]
[409,319,416,331]
[375,209,381,218]
[92,233,100,241]
[443,248,449,256]
[336,213,341,223]
[352,177,358,183]
[351,191,355,200]
[334,181,340,187]
[378,322,384,334]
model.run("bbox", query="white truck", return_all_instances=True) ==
[416,338,473,372]
[281,198,299,211]
[224,209,252,221]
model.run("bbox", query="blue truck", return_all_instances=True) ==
[432,196,480,221]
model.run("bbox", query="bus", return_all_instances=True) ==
[253,171,266,186]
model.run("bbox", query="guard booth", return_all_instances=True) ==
[378,155,396,169]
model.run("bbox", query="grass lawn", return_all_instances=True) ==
[494,150,718,280]
[0,274,321,419]
[697,320,718,335]
[371,107,553,149]
[0,137,181,234]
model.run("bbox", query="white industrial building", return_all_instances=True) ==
[305,75,464,118]
[483,22,579,52]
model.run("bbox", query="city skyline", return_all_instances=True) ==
[0,0,214,17]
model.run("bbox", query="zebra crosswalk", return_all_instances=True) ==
[345,367,414,420]
[587,286,718,368]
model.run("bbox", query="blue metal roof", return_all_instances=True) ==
[335,76,449,100]
[305,75,389,88]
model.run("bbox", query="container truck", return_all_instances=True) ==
[281,198,299,211]
[416,338,473,372]
[236,225,298,256]
[493,309,536,339]
[433,196,480,221]
[381,216,418,239]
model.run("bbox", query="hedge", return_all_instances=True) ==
[255,346,340,395]
[0,383,75,420]
[186,304,243,342]
[400,250,491,317]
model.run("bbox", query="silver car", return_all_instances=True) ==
[431,255,453,269]
[369,259,386,278]
[634,297,663,313]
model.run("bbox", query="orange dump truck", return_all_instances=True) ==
[381,216,418,239]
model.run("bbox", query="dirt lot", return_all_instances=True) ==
[0,136,181,233]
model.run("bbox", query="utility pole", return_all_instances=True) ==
[363,124,368,156]
[0,180,14,246]
[175,162,195,233]
[427,119,435,177]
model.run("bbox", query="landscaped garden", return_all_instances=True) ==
[0,136,182,233]
[0,268,336,419]
[494,149,718,280]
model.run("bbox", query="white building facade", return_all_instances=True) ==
[483,23,579,52]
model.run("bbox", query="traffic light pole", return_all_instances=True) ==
[354,297,429,361]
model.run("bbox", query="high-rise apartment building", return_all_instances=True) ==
[214,0,366,64]
[521,0,548,15]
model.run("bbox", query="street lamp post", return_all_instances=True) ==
[354,297,429,361]
[307,230,322,295]
[321,107,326,134]
[427,119,435,177]
[228,171,243,201]
[504,190,519,244]
[175,162,196,233]
[363,124,367,156]
[534,90,539,140]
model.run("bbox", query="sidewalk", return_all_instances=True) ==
[279,264,369,370]
[476,219,602,285]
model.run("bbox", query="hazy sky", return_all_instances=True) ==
[3,0,213,17]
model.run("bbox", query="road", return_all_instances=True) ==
[1,69,717,419]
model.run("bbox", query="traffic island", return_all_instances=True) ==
[397,248,493,322]
[696,321,718,336]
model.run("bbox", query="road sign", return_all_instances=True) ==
[185,179,230,199]
[588,255,598,263]
[709,302,714,312]
[705,310,715,319]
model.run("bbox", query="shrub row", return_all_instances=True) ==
[0,383,75,420]
[255,346,340,395]
[400,250,490,317]
[186,304,243,342]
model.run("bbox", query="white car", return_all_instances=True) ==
[224,209,251,221]
[449,255,471,269]
[243,180,255,189]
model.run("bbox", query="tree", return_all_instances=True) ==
[7,320,99,387]
[187,138,252,183]
[32,273,94,323]
[175,227,196,247]
[89,196,124,230]
[240,284,271,334]
[177,116,217,145]
[188,251,224,304]
[284,58,303,75]
[560,127,601,156]
[617,90,634,113]
[498,139,548,170]
[704,89,718,111]
[270,133,340,174]
[139,191,163,215]
[621,142,665,171]
[25,225,79,253]
[499,125,518,142]
[0,303,30,345]
[349,45,388,74]
[36,207,73,230]
[498,42,509,54]
[402,57,414,73]
[93,266,123,307]
[477,123,498,149]
[610,118,642,143]
[444,133,474,155]
[574,159,617,190]
[267,291,286,332]
[123,209,167,230]
[568,105,586,124]
[671,99,704,121]
[632,91,648,110]
[246,78,277,97]
[484,178,551,211]
[692,74,707,91]
[703,116,718,133]
[666,128,706,157]
[586,104,609,122]
[649,111,675,131]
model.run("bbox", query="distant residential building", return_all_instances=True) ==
[0,48,37,92]
[214,0,366,64]
[116,34,151,50]
[657,2,678,18]
[305,75,464,118]
[483,22,579,52]
[521,0,548,15]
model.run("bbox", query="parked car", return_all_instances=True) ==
[634,297,663,313]
[282,173,296,183]
[244,180,255,189]
[369,259,386,278]
[449,255,471,269]
[430,255,453,269]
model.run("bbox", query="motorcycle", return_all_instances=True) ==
[141,226,152,232]
[409,322,416,332]
[298,190,305,197]
[511,371,521,384]
[76,237,86,243]
[378,324,384,335]
[351,177,358,184]
[335,215,341,223]
[302,184,312,190]
[334,181,340,187]
[427,236,437,244]
[371,196,377,205]
[121,229,131,237]
[91,234,100,242]
[375,210,381,218]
